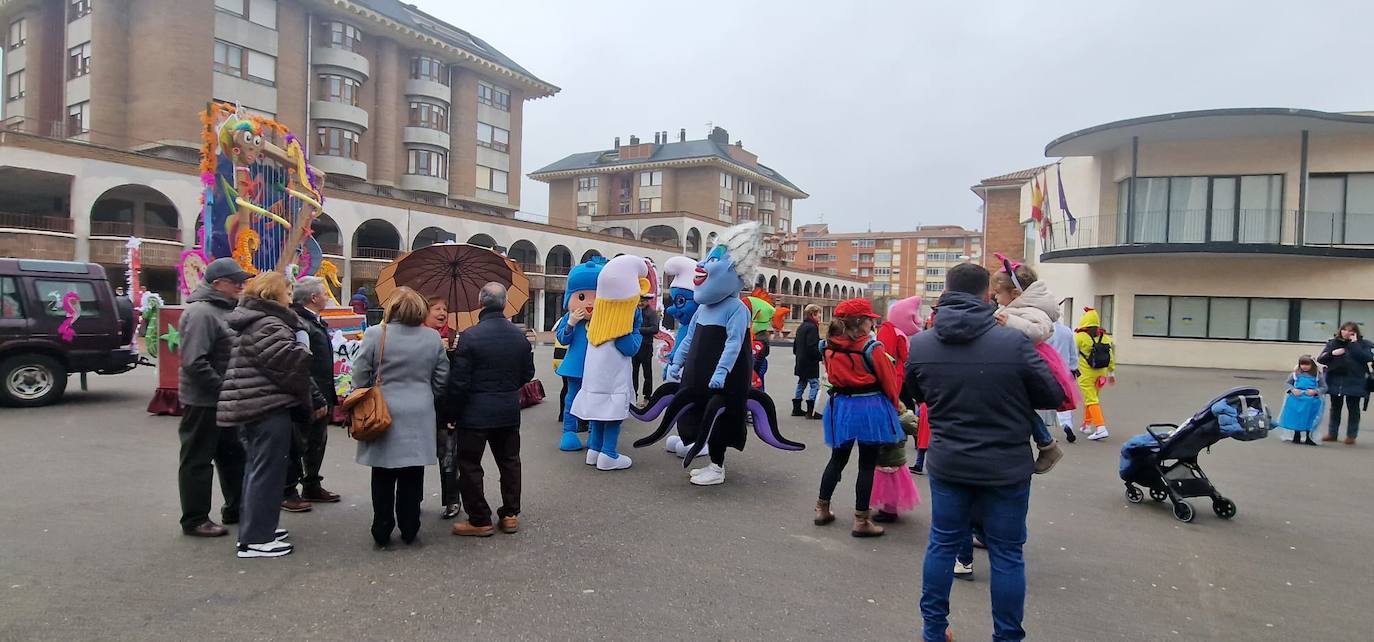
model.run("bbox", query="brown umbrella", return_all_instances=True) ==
[373,243,529,332]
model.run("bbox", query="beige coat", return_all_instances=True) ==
[999,280,1059,344]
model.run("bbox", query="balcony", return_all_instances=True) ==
[403,78,451,104]
[736,192,756,205]
[313,46,369,81]
[398,174,449,196]
[312,155,368,181]
[0,212,74,233]
[354,246,399,260]
[312,100,369,131]
[403,126,450,149]
[318,242,344,256]
[758,199,776,211]
[90,220,181,241]
[1041,209,1374,262]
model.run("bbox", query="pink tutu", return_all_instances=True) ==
[871,466,921,514]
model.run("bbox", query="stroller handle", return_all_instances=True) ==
[1146,423,1178,445]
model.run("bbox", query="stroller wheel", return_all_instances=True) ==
[1125,486,1144,504]
[1172,501,1195,523]
[1149,488,1168,503]
[1213,497,1237,520]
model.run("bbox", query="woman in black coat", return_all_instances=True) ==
[1316,321,1373,444]
[791,304,824,419]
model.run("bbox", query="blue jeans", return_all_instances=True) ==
[794,377,819,401]
[922,476,1031,642]
[1031,417,1053,448]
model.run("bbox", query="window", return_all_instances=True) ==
[319,75,360,106]
[476,122,509,151]
[736,203,754,222]
[719,199,731,219]
[325,21,361,52]
[315,127,359,159]
[407,101,446,129]
[410,56,447,84]
[638,170,663,187]
[1098,295,1115,334]
[924,283,945,292]
[69,0,92,21]
[1168,296,1209,338]
[1132,296,1374,342]
[35,280,98,317]
[1207,298,1246,339]
[638,198,661,213]
[66,102,89,135]
[618,201,630,214]
[638,198,650,212]
[477,165,508,193]
[874,267,892,276]
[760,188,773,203]
[244,0,277,28]
[859,254,874,262]
[407,149,446,177]
[477,82,510,110]
[215,0,243,14]
[8,18,26,50]
[925,267,945,277]
[859,268,871,277]
[0,277,22,318]
[1248,299,1290,341]
[246,50,275,85]
[1298,300,1339,343]
[1118,175,1282,244]
[214,41,243,76]
[738,180,753,195]
[1133,296,1170,337]
[577,203,597,218]
[1306,173,1374,246]
[6,71,23,101]
[577,176,599,190]
[855,239,875,248]
[68,42,92,79]
[719,172,733,189]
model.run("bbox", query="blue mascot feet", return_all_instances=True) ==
[559,431,584,452]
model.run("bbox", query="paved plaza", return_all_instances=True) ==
[2,348,1372,640]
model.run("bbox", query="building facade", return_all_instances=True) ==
[784,223,982,300]
[978,108,1374,371]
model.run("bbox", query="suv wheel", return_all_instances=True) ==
[0,355,69,407]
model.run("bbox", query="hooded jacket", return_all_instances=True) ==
[217,298,311,426]
[178,284,238,407]
[1075,308,1116,374]
[904,291,1064,486]
[999,280,1058,344]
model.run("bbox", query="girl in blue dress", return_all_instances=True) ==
[1277,355,1326,446]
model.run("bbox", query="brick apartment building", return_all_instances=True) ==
[784,223,982,300]
[973,165,1047,270]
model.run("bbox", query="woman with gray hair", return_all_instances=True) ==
[287,276,341,505]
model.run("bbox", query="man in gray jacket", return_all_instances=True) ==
[177,258,250,537]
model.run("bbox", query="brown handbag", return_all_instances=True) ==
[344,325,392,442]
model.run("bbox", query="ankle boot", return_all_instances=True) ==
[791,398,806,417]
[851,510,885,537]
[814,499,835,525]
[806,400,822,420]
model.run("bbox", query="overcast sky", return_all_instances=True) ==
[431,0,1374,233]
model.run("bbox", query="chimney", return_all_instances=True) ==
[734,140,743,148]
[708,126,729,145]
[614,136,620,148]
[629,134,639,145]
[679,128,686,142]
[652,132,658,144]
[662,131,669,143]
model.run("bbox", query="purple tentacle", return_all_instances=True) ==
[748,393,804,451]
[629,382,679,422]
[682,397,727,467]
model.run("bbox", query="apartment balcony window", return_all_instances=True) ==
[719,199,731,219]
[213,41,274,86]
[324,21,362,52]
[69,0,91,21]
[8,18,26,50]
[736,203,754,223]
[409,101,448,130]
[316,127,359,160]
[639,198,662,213]
[1114,175,1282,245]
[66,102,89,135]
[68,42,92,79]
[476,122,509,152]
[410,56,448,85]
[319,74,361,106]
[578,203,597,217]
[214,41,243,77]
[578,176,599,190]
[618,201,631,214]
[216,0,277,29]
[1307,173,1374,246]
[478,82,510,111]
[6,71,24,101]
[760,188,773,203]
[477,165,508,194]
[639,170,663,187]
[719,172,733,189]
[737,180,753,196]
[407,149,447,178]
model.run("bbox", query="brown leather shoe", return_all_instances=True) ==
[814,499,835,525]
[452,521,495,537]
[1322,434,1338,442]
[301,486,341,503]
[281,497,313,512]
[851,510,885,538]
[499,515,519,534]
[1345,437,1357,445]
[183,521,228,538]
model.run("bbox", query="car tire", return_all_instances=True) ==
[0,354,69,407]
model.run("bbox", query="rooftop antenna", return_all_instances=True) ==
[705,121,713,136]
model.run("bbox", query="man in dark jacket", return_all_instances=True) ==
[631,295,660,402]
[286,276,341,505]
[176,258,249,537]
[904,263,1063,642]
[791,304,823,418]
[446,282,536,537]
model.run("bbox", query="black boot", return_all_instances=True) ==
[805,400,822,420]
[791,398,805,417]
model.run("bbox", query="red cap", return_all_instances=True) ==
[835,298,880,319]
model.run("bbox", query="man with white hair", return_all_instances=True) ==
[286,276,340,505]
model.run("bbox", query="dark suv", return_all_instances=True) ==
[0,259,138,406]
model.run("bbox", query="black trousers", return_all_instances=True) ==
[818,440,881,512]
[558,377,569,422]
[177,405,244,529]
[285,413,330,496]
[456,428,521,527]
[632,346,654,397]
[1329,394,1362,439]
[436,422,460,506]
[371,466,424,545]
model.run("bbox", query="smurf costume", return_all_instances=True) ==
[570,254,647,471]
[554,257,605,452]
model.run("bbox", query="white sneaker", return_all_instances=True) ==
[689,464,710,476]
[596,452,633,471]
[585,449,601,466]
[675,441,697,458]
[954,561,974,580]
[237,529,288,547]
[1087,427,1110,441]
[1080,424,1094,435]
[665,436,682,454]
[237,541,293,559]
[689,463,725,486]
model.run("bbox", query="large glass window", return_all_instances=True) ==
[34,280,98,317]
[1239,175,1282,243]
[1132,177,1169,243]
[477,82,510,111]
[1120,175,1282,244]
[68,42,92,79]
[9,18,28,50]
[325,21,361,52]
[1210,177,1237,242]
[1298,300,1340,343]
[214,41,243,76]
[316,127,359,159]
[410,56,447,84]
[1167,177,1207,243]
[1168,296,1209,338]
[1342,301,1374,337]
[476,165,508,193]
[1133,296,1170,337]
[318,75,360,106]
[1248,299,1290,341]
[6,70,24,101]
[410,102,447,130]
[1306,174,1374,246]
[246,50,275,85]
[406,149,446,177]
[1207,298,1248,339]
[476,122,509,151]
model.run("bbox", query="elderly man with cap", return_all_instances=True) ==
[176,258,251,537]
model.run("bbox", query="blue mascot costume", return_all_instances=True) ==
[554,257,605,452]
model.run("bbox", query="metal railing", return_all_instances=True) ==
[90,220,182,241]
[1043,209,1374,254]
[0,211,74,233]
[354,246,400,260]
[544,264,571,276]
[318,242,344,256]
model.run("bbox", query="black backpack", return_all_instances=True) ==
[1083,333,1112,370]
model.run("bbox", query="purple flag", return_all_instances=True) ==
[1056,164,1078,235]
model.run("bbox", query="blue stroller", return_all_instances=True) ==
[1120,387,1270,523]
